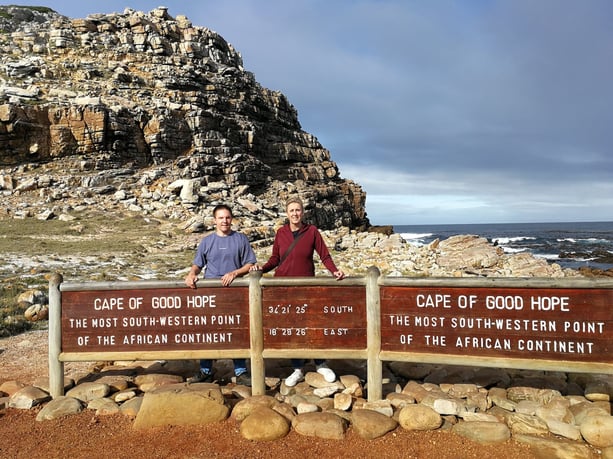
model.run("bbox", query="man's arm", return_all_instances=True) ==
[184,265,202,289]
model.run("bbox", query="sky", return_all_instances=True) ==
[8,1,613,225]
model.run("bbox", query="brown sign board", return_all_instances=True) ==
[61,287,250,352]
[262,286,367,349]
[380,286,612,362]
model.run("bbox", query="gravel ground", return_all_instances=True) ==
[0,330,541,459]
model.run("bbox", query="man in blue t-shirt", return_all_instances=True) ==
[184,204,256,386]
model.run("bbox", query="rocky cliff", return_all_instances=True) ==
[0,5,369,232]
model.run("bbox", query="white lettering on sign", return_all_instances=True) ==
[457,295,478,309]
[93,297,124,310]
[485,296,524,310]
[281,328,307,336]
[268,328,308,336]
[413,316,445,327]
[517,339,594,353]
[69,318,88,328]
[267,304,308,314]
[323,305,353,314]
[122,334,168,345]
[151,296,182,309]
[416,294,452,308]
[122,316,159,327]
[324,328,349,336]
[173,332,233,344]
[91,317,118,328]
[563,321,605,333]
[450,317,557,332]
[456,336,512,350]
[389,315,411,326]
[530,296,570,312]
[96,335,116,345]
[210,314,241,325]
[186,295,216,308]
[424,335,446,346]
[155,316,209,327]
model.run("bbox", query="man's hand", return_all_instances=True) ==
[220,271,237,287]
[185,268,200,289]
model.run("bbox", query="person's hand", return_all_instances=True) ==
[185,273,198,289]
[220,271,237,287]
[333,270,345,280]
[249,264,262,272]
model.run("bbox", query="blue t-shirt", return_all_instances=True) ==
[193,231,256,279]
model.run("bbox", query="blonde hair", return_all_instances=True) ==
[285,196,304,210]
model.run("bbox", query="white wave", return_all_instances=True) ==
[399,232,433,246]
[558,237,608,244]
[535,254,597,263]
[400,232,433,240]
[501,247,528,254]
[534,253,560,261]
[493,236,536,244]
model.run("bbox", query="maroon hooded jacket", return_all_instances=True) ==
[261,223,339,277]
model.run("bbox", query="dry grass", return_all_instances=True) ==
[0,214,196,336]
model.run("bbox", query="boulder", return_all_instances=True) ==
[133,383,229,428]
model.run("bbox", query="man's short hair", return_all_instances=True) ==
[213,204,233,217]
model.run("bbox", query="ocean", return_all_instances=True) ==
[393,221,613,271]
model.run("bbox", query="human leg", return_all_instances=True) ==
[233,358,251,386]
[187,359,214,383]
[233,358,247,376]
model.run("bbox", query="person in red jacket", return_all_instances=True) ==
[251,196,345,386]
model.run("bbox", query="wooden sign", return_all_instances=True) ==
[262,286,367,349]
[380,286,612,362]
[60,287,250,352]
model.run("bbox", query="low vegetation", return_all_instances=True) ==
[0,214,196,336]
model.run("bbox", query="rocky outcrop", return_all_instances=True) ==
[0,5,368,230]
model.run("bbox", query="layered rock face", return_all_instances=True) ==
[0,6,368,231]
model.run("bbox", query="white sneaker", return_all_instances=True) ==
[316,365,336,383]
[285,368,304,387]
